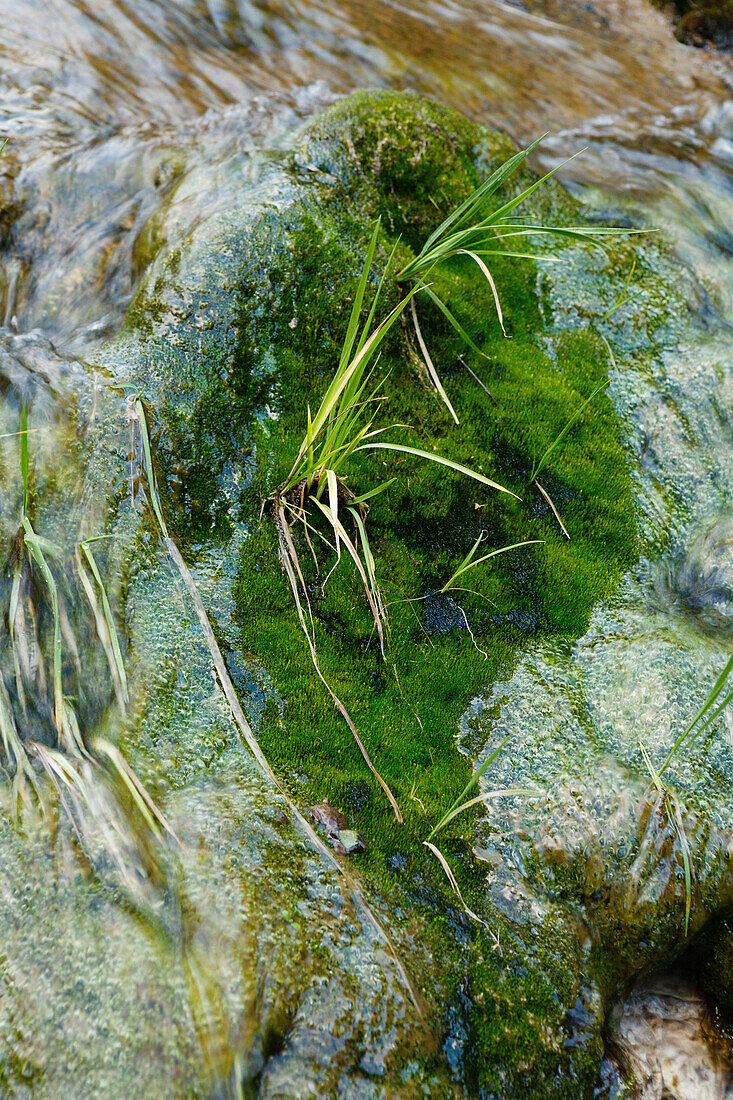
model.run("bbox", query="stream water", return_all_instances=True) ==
[2,1,733,1096]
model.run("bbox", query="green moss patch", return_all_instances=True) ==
[229,138,637,924]
[119,91,647,1093]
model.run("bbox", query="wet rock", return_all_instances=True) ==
[602,971,733,1098]
[660,517,733,634]
[1,86,732,1100]
[668,1,733,49]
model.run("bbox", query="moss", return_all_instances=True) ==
[220,95,639,1092]
[110,91,655,1093]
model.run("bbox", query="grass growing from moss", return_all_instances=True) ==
[396,135,641,422]
[272,221,519,819]
[228,198,638,916]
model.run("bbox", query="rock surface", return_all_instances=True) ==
[0,90,732,1098]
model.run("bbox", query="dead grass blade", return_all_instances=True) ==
[410,297,459,424]
[423,841,489,928]
[534,480,569,539]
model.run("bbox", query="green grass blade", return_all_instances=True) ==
[306,405,314,472]
[359,442,520,500]
[457,249,506,336]
[428,735,512,840]
[422,285,489,360]
[443,540,543,591]
[135,398,169,538]
[483,148,586,227]
[337,219,381,376]
[354,236,400,360]
[349,507,383,627]
[431,787,538,834]
[349,478,396,506]
[401,135,547,272]
[530,379,608,483]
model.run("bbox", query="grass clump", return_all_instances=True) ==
[395,134,639,423]
[271,221,518,818]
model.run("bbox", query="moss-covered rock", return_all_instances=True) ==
[2,89,733,1098]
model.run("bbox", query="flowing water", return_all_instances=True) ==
[2,0,733,1095]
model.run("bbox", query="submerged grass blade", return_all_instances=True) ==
[135,397,169,537]
[20,398,29,518]
[666,790,694,935]
[22,517,63,732]
[93,737,179,844]
[659,655,733,775]
[81,543,128,702]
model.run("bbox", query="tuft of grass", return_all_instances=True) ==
[269,223,519,822]
[397,136,641,421]
[272,221,520,819]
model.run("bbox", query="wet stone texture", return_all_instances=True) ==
[0,89,732,1100]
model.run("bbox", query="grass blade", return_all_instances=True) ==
[530,379,608,483]
[423,841,489,927]
[80,541,129,707]
[457,250,506,336]
[443,539,542,591]
[410,297,459,424]
[659,655,733,775]
[22,517,63,731]
[360,442,521,500]
[400,135,547,273]
[422,285,489,360]
[20,398,29,518]
[428,734,512,840]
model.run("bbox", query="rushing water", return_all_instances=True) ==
[1,0,731,350]
[1,0,733,1095]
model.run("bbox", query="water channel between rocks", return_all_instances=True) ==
[1,2,733,1098]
